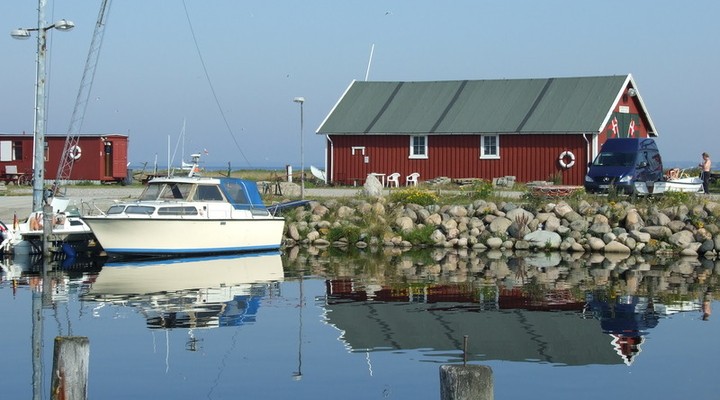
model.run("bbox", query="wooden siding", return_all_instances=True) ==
[328,134,590,186]
[0,134,128,182]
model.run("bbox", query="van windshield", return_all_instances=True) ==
[592,152,636,167]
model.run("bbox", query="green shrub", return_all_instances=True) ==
[400,225,436,246]
[326,224,361,243]
[389,188,439,206]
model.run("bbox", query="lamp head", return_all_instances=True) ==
[53,19,75,31]
[10,29,31,39]
[293,97,305,104]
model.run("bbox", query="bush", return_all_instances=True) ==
[326,224,361,243]
[400,225,436,246]
[389,188,438,206]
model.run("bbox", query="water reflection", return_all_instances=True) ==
[1,248,718,399]
[285,247,718,366]
[82,252,284,330]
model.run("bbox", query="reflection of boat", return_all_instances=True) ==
[84,252,284,329]
[82,154,285,257]
[634,177,703,195]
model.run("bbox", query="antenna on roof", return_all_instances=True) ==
[365,43,375,81]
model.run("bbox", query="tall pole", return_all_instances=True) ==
[294,97,305,199]
[32,0,48,212]
[12,0,74,211]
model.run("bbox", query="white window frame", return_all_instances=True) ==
[480,134,500,159]
[409,135,428,159]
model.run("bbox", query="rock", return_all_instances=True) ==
[604,240,631,253]
[486,237,503,249]
[588,237,606,251]
[524,230,561,249]
[395,216,415,232]
[488,217,512,234]
[363,174,384,197]
[669,230,695,248]
[624,209,645,231]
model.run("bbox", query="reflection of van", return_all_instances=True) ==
[584,138,663,194]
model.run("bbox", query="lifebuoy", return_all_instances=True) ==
[69,145,82,160]
[558,150,575,169]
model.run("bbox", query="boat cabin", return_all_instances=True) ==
[105,177,271,218]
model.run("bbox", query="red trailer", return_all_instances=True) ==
[0,133,129,185]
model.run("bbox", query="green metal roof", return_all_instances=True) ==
[318,75,646,135]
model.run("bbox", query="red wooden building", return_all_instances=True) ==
[0,133,129,184]
[317,74,658,186]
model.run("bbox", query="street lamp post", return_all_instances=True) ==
[11,0,74,212]
[293,97,305,199]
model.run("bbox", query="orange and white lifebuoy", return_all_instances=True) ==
[558,150,575,169]
[69,145,82,160]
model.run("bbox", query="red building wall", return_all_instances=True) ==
[328,134,590,186]
[0,134,128,183]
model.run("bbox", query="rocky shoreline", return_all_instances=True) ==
[4,185,720,260]
[282,196,720,259]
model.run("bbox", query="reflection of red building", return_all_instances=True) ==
[325,279,585,311]
[0,133,129,184]
[611,335,644,366]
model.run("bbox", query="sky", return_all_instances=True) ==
[1,0,719,171]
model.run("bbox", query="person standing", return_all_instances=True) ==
[699,152,712,194]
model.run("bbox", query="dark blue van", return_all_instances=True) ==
[584,138,663,194]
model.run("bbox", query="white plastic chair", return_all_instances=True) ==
[386,172,401,187]
[405,172,420,186]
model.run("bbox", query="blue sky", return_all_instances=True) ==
[2,0,718,170]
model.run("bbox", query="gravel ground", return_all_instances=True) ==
[0,186,363,222]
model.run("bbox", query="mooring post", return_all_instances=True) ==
[51,336,90,400]
[440,364,493,400]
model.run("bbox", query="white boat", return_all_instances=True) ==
[1,196,94,255]
[634,177,703,195]
[310,165,326,183]
[82,154,285,257]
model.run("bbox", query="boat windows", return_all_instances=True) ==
[139,183,163,201]
[163,183,193,200]
[194,185,225,201]
[125,206,156,215]
[221,181,250,205]
[157,206,199,216]
[106,205,127,215]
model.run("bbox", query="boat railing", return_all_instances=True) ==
[80,200,107,216]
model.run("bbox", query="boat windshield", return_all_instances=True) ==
[592,152,637,167]
[139,182,194,201]
[220,181,250,205]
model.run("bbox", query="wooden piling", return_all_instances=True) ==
[51,336,90,400]
[440,364,493,400]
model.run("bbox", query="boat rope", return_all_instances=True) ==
[181,0,253,168]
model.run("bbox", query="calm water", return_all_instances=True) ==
[1,249,719,399]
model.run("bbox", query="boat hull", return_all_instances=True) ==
[83,217,285,256]
[634,178,703,195]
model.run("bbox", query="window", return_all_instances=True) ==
[480,135,499,159]
[158,206,199,216]
[194,185,224,201]
[13,141,22,161]
[409,136,428,159]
